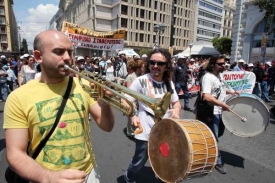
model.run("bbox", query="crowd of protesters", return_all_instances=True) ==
[0,51,274,108]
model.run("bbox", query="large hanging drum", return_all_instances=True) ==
[222,93,270,137]
[148,119,218,183]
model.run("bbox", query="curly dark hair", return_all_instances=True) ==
[144,49,173,93]
[205,55,226,72]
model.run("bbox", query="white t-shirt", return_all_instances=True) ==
[201,72,226,114]
[126,73,179,141]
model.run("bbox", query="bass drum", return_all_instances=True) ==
[148,119,218,183]
[222,93,269,137]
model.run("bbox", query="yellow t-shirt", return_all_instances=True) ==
[3,77,96,173]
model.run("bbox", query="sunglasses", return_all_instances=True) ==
[149,60,167,66]
[216,62,225,66]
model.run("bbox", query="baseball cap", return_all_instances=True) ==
[106,59,112,63]
[141,54,147,58]
[23,53,30,58]
[266,62,271,67]
[190,58,195,62]
[1,55,6,59]
[177,54,186,59]
[118,51,127,56]
[238,59,245,63]
[77,56,85,61]
[20,56,24,60]
[248,63,254,67]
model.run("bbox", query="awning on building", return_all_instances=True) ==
[181,41,221,56]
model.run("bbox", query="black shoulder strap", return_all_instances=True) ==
[32,77,73,159]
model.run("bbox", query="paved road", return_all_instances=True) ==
[0,94,274,183]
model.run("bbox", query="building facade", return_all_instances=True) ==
[230,0,275,63]
[0,0,19,54]
[196,0,224,42]
[55,0,198,56]
[221,0,235,38]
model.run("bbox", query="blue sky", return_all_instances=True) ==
[13,0,59,50]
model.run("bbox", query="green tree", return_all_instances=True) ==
[21,39,29,54]
[139,48,151,57]
[212,37,232,55]
[254,0,275,33]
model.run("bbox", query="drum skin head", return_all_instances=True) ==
[149,119,189,182]
[222,94,270,137]
[148,119,217,183]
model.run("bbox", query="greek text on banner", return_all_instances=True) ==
[68,33,124,51]
[62,22,126,39]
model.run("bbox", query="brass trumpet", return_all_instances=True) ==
[64,65,171,123]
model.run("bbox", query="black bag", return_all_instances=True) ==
[196,98,214,125]
[5,77,73,183]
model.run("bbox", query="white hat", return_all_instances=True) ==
[177,54,186,59]
[23,53,30,58]
[190,58,195,61]
[1,55,6,59]
[20,56,24,60]
[141,54,147,58]
[225,63,230,67]
[248,63,254,67]
[118,50,127,56]
[238,59,245,63]
[106,59,112,63]
[77,56,85,61]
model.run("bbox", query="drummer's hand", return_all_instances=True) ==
[233,91,241,96]
[222,103,231,112]
[170,108,180,119]
[131,115,140,127]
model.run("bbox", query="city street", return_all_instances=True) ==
[0,94,274,183]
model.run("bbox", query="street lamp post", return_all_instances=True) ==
[153,23,166,49]
[189,44,193,58]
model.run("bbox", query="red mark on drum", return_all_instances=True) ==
[159,142,170,157]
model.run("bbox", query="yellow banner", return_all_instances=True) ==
[62,22,126,39]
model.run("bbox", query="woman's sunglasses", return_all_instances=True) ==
[149,60,167,66]
[216,62,225,66]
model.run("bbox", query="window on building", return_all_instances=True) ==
[154,12,157,21]
[0,17,5,24]
[140,9,145,18]
[0,8,4,15]
[155,1,158,9]
[135,33,138,42]
[148,11,151,20]
[136,20,139,29]
[121,18,128,28]
[140,33,144,42]
[141,0,145,6]
[0,0,3,5]
[148,23,151,31]
[136,8,139,17]
[148,0,152,7]
[0,26,5,33]
[1,35,7,42]
[140,21,144,30]
[121,5,128,15]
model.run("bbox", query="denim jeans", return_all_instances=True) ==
[125,139,148,182]
[0,82,8,100]
[175,83,189,108]
[210,114,225,165]
[253,82,262,98]
[261,81,270,102]
[268,79,275,96]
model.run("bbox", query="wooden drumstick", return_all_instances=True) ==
[229,109,247,122]
[134,122,143,135]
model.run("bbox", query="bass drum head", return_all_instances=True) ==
[148,119,190,183]
[222,93,269,137]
